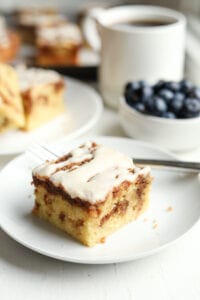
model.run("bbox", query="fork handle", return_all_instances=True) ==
[133,158,200,172]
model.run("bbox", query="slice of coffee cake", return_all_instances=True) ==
[16,65,65,131]
[32,141,152,246]
[0,63,25,132]
[36,23,82,66]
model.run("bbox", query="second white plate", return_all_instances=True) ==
[0,77,103,155]
[0,137,200,264]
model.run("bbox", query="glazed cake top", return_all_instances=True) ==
[33,141,151,204]
[37,23,82,45]
[15,65,62,91]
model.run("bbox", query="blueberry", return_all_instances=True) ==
[138,80,148,88]
[173,92,185,102]
[158,89,174,104]
[162,112,176,119]
[169,93,184,113]
[184,98,200,115]
[170,99,184,114]
[134,102,146,113]
[125,89,139,106]
[179,110,198,118]
[141,86,153,102]
[153,96,168,116]
[165,81,180,92]
[125,81,140,93]
[191,87,200,99]
[124,81,142,105]
[145,97,155,113]
[153,80,166,92]
[180,79,193,93]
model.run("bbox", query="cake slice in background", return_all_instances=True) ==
[0,16,20,63]
[14,7,66,44]
[16,65,65,131]
[36,23,82,66]
[32,141,152,247]
[0,63,25,132]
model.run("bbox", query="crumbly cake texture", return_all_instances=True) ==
[36,23,82,66]
[0,63,25,132]
[16,65,65,131]
[32,141,152,247]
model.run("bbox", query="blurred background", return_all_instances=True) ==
[1,0,200,15]
[1,0,200,83]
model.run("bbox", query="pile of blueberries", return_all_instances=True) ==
[124,79,200,119]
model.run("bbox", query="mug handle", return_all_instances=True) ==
[81,7,105,51]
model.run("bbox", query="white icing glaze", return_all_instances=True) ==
[33,141,151,204]
[37,23,82,45]
[15,65,62,91]
[19,14,65,26]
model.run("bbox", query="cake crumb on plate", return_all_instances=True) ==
[166,206,173,212]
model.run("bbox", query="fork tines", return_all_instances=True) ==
[27,143,59,162]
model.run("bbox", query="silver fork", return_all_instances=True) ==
[133,158,200,173]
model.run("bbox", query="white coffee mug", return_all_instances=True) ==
[82,5,186,108]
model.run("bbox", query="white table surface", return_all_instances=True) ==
[0,107,200,300]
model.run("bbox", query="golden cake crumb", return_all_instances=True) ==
[152,223,158,229]
[152,219,158,229]
[100,237,106,244]
[166,206,173,212]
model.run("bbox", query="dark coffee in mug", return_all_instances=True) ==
[112,18,175,28]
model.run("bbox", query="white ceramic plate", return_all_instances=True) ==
[0,77,103,155]
[0,136,200,264]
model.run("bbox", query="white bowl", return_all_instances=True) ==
[119,96,200,152]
